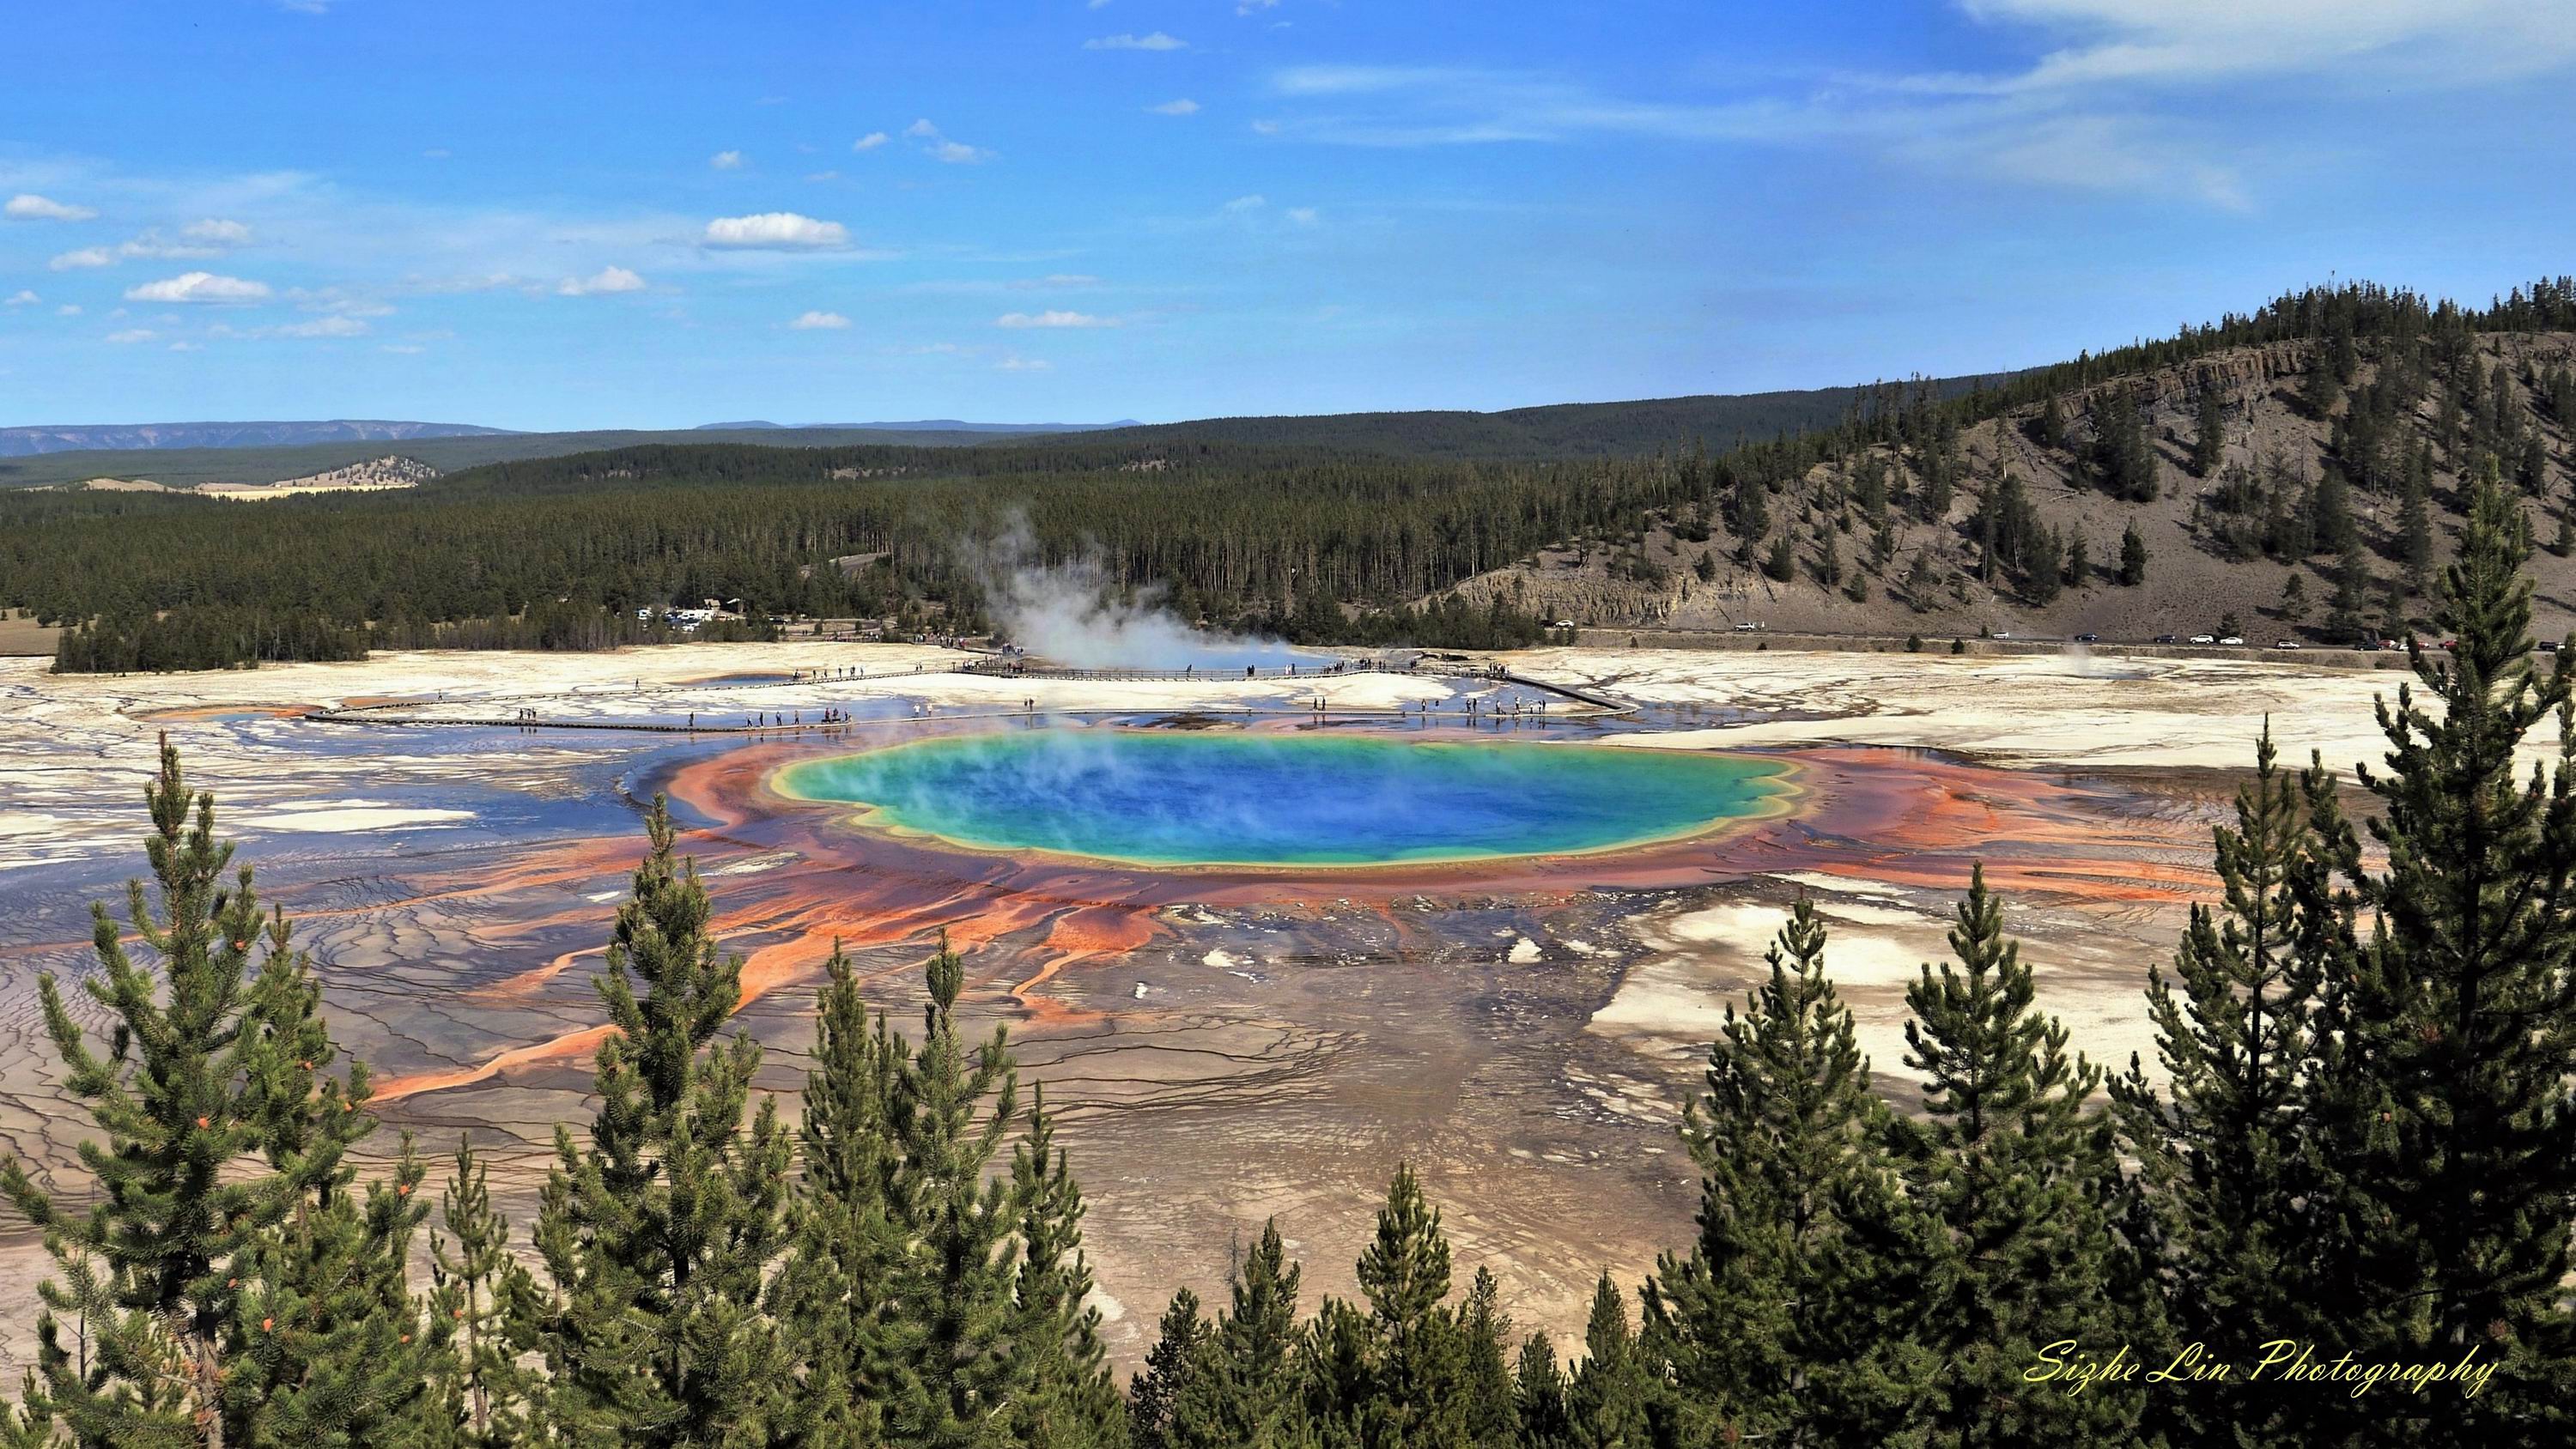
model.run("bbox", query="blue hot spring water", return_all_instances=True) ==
[775,731,1794,867]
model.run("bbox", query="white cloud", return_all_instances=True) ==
[49,247,112,270]
[6,193,96,221]
[1250,119,1284,135]
[853,131,890,151]
[382,343,427,354]
[790,310,851,330]
[182,218,253,245]
[1149,98,1202,115]
[105,328,155,343]
[276,314,369,337]
[1086,32,1186,50]
[1223,194,1268,212]
[56,304,81,316]
[559,265,648,295]
[702,211,851,248]
[3,290,35,306]
[997,310,1117,328]
[1286,206,1320,225]
[167,340,203,352]
[901,120,993,164]
[125,271,271,304]
[1252,5,2574,215]
[997,355,1053,370]
[710,150,746,170]
[117,231,222,260]
[1951,0,2576,91]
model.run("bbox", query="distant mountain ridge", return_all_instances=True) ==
[694,419,1138,433]
[0,420,516,458]
[0,382,2008,488]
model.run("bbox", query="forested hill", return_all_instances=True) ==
[0,373,2016,490]
[7,276,2574,671]
[1065,376,2020,460]
[0,424,1062,491]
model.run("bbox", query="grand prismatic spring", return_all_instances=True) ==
[0,641,2419,1366]
[775,732,1796,868]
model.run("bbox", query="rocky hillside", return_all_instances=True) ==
[1448,330,2576,643]
[198,454,440,500]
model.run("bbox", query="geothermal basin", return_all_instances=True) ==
[6,640,2409,1374]
[774,731,1795,869]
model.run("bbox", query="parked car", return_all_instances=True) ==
[2274,640,2302,650]
[2074,632,2100,642]
[2189,634,2216,644]
[2219,635,2246,646]
[1992,630,2013,640]
[2540,640,2564,652]
[2154,634,2179,644]
[1734,621,1762,632]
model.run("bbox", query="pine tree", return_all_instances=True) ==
[2063,533,2088,590]
[1763,534,1795,585]
[2277,570,2308,625]
[1512,1335,1573,1449]
[1346,1165,1468,1448]
[1917,451,1954,524]
[2108,728,2338,1446]
[772,942,901,1449]
[1170,1221,1303,1449]
[0,738,420,1447]
[228,1131,434,1447]
[2032,396,2068,452]
[2190,384,2227,477]
[2300,461,2576,1437]
[1904,549,1938,612]
[1457,1269,1516,1449]
[1892,865,2145,1446]
[2022,527,2063,606]
[1129,1290,1209,1449]
[2117,521,2148,586]
[1731,476,1770,546]
[1564,1276,1649,1449]
[428,1139,539,1448]
[516,795,798,1446]
[2400,463,2435,591]
[1643,898,1932,1446]
[872,934,1035,1447]
[1003,1090,1126,1447]
[227,899,435,1448]
[2325,542,2372,645]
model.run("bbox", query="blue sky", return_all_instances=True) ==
[3,1,2571,429]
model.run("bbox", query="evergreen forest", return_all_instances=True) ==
[3,463,2571,1448]
[10,277,2576,672]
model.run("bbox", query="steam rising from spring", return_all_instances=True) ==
[967,516,1327,670]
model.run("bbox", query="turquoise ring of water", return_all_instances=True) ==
[774,730,1797,870]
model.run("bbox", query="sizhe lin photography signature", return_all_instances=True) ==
[2026,1341,2499,1399]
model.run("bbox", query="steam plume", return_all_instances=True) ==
[966,514,1321,670]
